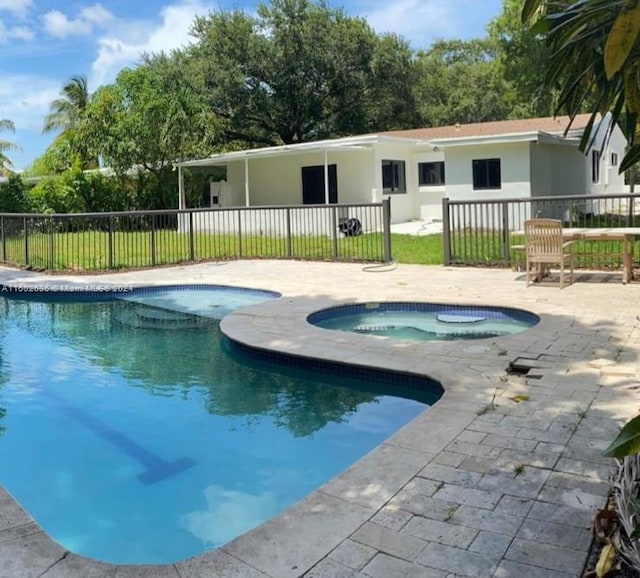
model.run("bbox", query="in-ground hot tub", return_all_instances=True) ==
[308,302,539,341]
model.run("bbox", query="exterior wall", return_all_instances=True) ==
[181,205,383,236]
[443,141,532,201]
[376,142,422,223]
[224,150,376,208]
[413,150,446,222]
[598,125,627,195]
[529,142,552,198]
[548,146,586,197]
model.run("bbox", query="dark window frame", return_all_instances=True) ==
[418,161,445,186]
[472,158,501,190]
[592,150,601,184]
[382,160,407,194]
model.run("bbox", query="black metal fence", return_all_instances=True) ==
[442,193,640,268]
[0,201,391,272]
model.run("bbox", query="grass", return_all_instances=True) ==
[4,229,407,272]
[388,234,443,264]
[3,227,631,273]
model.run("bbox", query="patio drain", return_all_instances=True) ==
[506,356,548,379]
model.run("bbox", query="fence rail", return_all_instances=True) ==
[443,193,640,268]
[0,201,391,272]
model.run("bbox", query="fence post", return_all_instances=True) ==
[502,201,511,265]
[108,216,114,269]
[1,217,5,263]
[237,211,243,258]
[151,214,156,267]
[382,198,392,263]
[285,208,292,258]
[442,197,451,266]
[23,217,28,267]
[331,207,338,260]
[628,194,635,227]
[189,211,195,261]
[48,217,55,270]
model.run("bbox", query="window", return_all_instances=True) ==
[418,161,445,186]
[592,150,601,183]
[472,159,501,190]
[610,152,619,167]
[382,160,406,193]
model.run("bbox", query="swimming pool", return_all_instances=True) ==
[0,285,441,564]
[308,302,539,341]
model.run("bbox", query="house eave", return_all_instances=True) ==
[424,131,582,148]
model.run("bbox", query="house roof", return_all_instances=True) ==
[177,114,597,167]
[380,114,593,141]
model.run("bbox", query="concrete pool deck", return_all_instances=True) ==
[0,260,638,577]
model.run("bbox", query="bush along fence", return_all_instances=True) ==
[0,201,392,272]
[442,193,640,269]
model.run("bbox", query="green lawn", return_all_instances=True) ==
[0,229,447,272]
[389,234,444,264]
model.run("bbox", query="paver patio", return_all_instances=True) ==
[0,261,637,578]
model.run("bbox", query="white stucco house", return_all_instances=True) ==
[176,114,627,226]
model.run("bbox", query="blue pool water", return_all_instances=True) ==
[308,302,539,341]
[0,286,441,565]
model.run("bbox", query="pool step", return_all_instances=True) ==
[114,305,214,330]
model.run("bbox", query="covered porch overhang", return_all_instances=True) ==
[175,136,382,209]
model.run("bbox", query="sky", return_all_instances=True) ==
[0,0,504,170]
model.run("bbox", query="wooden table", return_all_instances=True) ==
[559,228,640,284]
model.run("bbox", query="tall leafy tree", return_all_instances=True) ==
[43,75,96,169]
[488,0,555,118]
[81,54,215,208]
[188,0,418,147]
[43,75,91,134]
[0,119,20,176]
[414,39,511,126]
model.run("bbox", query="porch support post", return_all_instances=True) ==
[372,145,383,202]
[324,149,329,205]
[178,165,186,209]
[244,156,250,207]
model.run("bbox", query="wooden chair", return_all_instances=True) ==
[524,219,575,289]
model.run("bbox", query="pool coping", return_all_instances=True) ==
[0,261,633,577]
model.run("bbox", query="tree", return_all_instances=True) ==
[24,133,76,177]
[522,0,638,170]
[43,75,96,169]
[414,39,511,127]
[0,174,30,212]
[43,75,91,135]
[188,0,418,147]
[0,119,20,176]
[81,54,215,208]
[488,0,555,118]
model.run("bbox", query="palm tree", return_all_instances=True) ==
[43,75,96,168]
[43,75,91,135]
[522,0,640,170]
[0,119,20,176]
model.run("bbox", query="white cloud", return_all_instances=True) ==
[43,3,114,39]
[43,10,91,38]
[80,3,114,26]
[0,73,60,131]
[9,24,32,40]
[0,0,32,19]
[363,0,503,48]
[364,0,453,46]
[90,0,213,87]
[0,18,33,43]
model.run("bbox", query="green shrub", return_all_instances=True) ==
[0,175,31,212]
